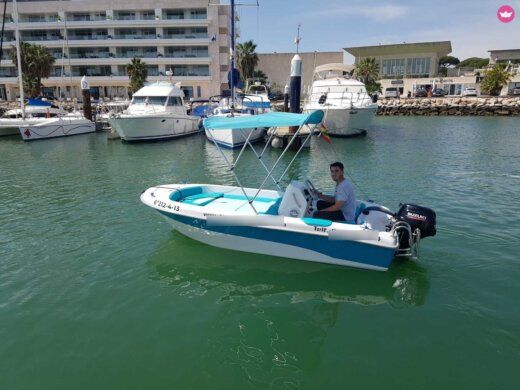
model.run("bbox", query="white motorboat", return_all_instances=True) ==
[19,113,95,141]
[141,110,437,271]
[108,82,200,142]
[204,97,265,148]
[0,102,62,136]
[303,63,377,137]
[241,80,271,113]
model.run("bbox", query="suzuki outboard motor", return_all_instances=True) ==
[394,204,436,252]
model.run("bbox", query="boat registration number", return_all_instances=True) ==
[154,200,180,212]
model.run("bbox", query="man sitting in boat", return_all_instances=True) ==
[314,162,357,223]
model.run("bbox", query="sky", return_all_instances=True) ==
[234,0,520,63]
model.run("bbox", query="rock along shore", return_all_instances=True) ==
[377,97,520,116]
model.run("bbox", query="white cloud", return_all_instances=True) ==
[315,3,409,21]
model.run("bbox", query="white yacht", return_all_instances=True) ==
[109,82,200,142]
[0,101,62,137]
[19,112,96,141]
[303,63,377,137]
[241,80,271,113]
[204,97,264,149]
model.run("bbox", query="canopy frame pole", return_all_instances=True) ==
[244,136,282,191]
[259,127,276,157]
[207,128,258,214]
[277,124,317,184]
[249,123,306,202]
[231,126,257,171]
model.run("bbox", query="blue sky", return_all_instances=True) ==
[235,0,520,63]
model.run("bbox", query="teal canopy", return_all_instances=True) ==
[203,110,324,130]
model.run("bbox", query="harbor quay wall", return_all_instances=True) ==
[377,97,520,116]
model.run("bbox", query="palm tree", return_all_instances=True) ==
[11,42,55,97]
[125,57,148,93]
[236,40,259,83]
[481,64,511,96]
[354,57,380,85]
[354,57,380,95]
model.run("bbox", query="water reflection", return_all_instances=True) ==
[147,233,429,388]
[149,232,429,308]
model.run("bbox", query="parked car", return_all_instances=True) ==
[512,87,520,96]
[415,88,428,98]
[462,87,478,97]
[432,88,446,97]
[384,87,399,98]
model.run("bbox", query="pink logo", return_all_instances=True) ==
[497,5,515,23]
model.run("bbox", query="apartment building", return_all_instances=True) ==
[0,0,231,101]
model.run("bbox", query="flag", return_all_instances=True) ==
[321,123,331,144]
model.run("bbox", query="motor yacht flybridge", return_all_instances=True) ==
[141,110,437,271]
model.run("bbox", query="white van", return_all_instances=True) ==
[385,87,399,98]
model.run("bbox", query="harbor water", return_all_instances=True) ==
[1,117,519,389]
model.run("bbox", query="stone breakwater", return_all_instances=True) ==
[377,97,520,116]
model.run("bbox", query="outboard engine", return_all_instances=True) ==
[393,204,436,255]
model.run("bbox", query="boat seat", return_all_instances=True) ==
[169,186,203,201]
[182,192,224,206]
[355,202,367,222]
[301,218,332,227]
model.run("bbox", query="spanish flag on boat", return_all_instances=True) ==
[321,123,331,144]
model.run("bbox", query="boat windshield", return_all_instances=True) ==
[247,85,267,95]
[132,97,147,105]
[132,96,168,105]
[147,96,168,105]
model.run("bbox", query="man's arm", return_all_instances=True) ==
[317,191,335,203]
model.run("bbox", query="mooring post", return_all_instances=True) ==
[81,76,92,121]
[283,84,289,112]
[289,54,302,149]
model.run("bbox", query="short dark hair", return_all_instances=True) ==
[330,162,344,171]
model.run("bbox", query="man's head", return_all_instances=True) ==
[329,162,345,182]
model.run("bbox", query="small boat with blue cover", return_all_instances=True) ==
[141,110,437,271]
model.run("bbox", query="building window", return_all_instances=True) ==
[189,9,207,19]
[406,57,431,78]
[381,58,405,78]
[165,10,185,20]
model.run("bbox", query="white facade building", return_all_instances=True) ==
[0,0,231,101]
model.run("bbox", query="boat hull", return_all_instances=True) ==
[158,210,395,271]
[303,106,377,136]
[109,114,200,142]
[0,118,50,137]
[204,127,265,148]
[20,118,95,141]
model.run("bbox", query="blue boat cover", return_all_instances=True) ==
[203,110,324,130]
[27,98,51,107]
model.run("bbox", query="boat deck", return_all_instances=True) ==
[180,191,281,215]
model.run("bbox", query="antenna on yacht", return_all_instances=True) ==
[12,0,25,118]
[230,0,236,110]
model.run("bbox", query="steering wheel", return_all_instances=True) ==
[304,179,319,200]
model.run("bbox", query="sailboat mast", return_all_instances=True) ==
[12,0,25,117]
[230,0,235,108]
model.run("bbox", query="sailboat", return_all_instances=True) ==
[0,0,66,137]
[203,0,264,148]
[16,0,95,141]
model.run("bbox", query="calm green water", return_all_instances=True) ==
[1,117,519,389]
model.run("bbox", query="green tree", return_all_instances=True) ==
[480,64,511,96]
[236,40,259,82]
[354,57,380,94]
[438,55,460,76]
[457,57,489,69]
[10,42,55,97]
[125,58,147,93]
